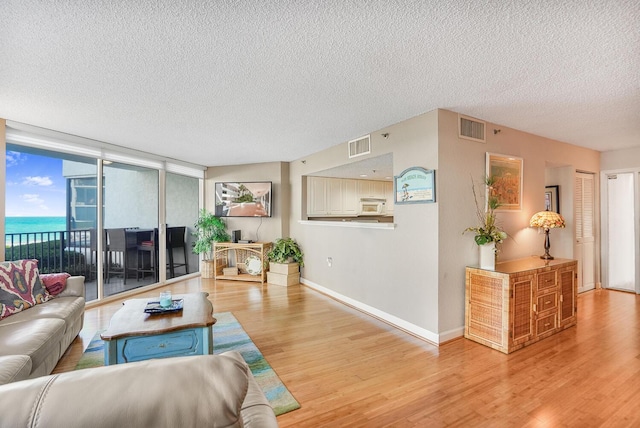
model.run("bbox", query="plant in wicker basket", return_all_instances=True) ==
[266,237,304,286]
[192,209,230,261]
[266,238,304,267]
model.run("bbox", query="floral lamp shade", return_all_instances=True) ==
[529,211,565,230]
[530,210,565,260]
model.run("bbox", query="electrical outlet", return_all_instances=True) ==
[327,257,332,267]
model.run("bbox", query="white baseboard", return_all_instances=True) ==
[438,326,465,343]
[300,277,463,346]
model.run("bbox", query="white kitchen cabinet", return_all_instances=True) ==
[342,179,359,215]
[384,182,394,214]
[308,177,354,216]
[327,178,344,215]
[372,181,386,199]
[357,180,386,199]
[307,176,328,216]
[307,177,392,217]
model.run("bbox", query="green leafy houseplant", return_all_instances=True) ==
[266,238,304,267]
[192,209,230,260]
[464,176,508,245]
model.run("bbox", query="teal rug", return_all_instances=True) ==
[75,312,300,416]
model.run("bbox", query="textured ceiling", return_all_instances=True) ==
[1,1,638,167]
[308,153,394,181]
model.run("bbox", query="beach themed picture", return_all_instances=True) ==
[486,153,523,211]
[394,167,436,204]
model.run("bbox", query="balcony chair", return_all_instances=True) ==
[105,228,137,284]
[136,228,158,282]
[166,226,189,278]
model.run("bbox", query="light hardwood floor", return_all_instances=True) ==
[53,278,640,427]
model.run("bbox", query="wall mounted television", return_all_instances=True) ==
[214,182,272,217]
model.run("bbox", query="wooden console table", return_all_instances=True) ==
[464,256,578,354]
[213,242,273,283]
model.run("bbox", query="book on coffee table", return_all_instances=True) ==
[144,299,184,314]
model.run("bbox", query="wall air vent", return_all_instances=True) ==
[458,115,486,143]
[348,135,371,159]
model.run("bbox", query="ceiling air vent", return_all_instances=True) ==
[348,135,371,159]
[459,115,486,143]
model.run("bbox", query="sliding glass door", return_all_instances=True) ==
[166,172,200,280]
[101,161,159,297]
[5,122,206,302]
[5,145,99,298]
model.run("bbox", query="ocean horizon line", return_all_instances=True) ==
[5,215,66,218]
[5,216,68,235]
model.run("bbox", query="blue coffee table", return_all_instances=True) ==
[101,292,216,365]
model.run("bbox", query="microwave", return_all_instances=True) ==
[359,198,386,215]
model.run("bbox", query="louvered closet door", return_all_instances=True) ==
[575,172,596,292]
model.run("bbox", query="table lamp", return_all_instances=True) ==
[529,210,566,260]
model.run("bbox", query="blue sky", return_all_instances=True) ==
[5,151,66,217]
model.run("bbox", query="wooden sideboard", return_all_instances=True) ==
[464,257,578,354]
[213,242,272,283]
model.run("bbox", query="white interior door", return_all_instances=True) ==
[575,172,595,293]
[605,172,636,292]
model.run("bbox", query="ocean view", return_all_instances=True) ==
[5,216,67,235]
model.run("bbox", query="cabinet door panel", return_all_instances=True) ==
[327,178,343,214]
[384,182,394,214]
[371,181,386,199]
[511,276,534,344]
[307,177,327,216]
[357,180,371,198]
[466,271,507,349]
[357,180,386,199]
[342,179,359,215]
[559,264,577,325]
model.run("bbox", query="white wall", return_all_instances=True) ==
[437,109,600,334]
[205,162,288,243]
[290,111,441,337]
[284,109,600,341]
[546,165,575,258]
[599,147,640,293]
[601,147,640,170]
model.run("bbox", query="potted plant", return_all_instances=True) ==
[463,176,508,269]
[192,209,230,278]
[266,237,304,286]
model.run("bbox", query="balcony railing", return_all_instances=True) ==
[5,229,92,276]
[6,227,190,301]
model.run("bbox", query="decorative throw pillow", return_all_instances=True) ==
[40,273,71,296]
[0,259,51,320]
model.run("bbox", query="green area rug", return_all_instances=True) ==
[75,312,300,416]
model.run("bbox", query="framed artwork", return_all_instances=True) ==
[486,153,523,211]
[545,185,559,213]
[394,167,436,204]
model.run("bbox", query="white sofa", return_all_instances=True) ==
[0,351,279,427]
[0,276,85,385]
